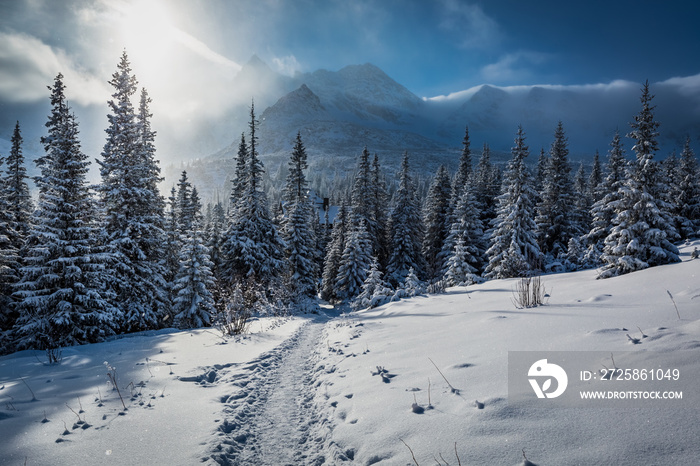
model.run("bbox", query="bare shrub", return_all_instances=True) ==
[511,276,548,309]
[214,283,252,337]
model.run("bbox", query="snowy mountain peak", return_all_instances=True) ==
[261,84,325,122]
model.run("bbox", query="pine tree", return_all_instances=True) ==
[582,130,628,266]
[350,147,384,261]
[450,126,472,207]
[673,137,700,238]
[387,152,425,286]
[222,102,285,289]
[442,187,485,278]
[176,171,193,234]
[370,154,390,268]
[472,143,499,227]
[572,162,591,236]
[351,256,392,310]
[0,150,21,332]
[231,133,248,205]
[172,187,216,329]
[335,219,372,301]
[164,186,180,289]
[444,237,480,286]
[281,132,318,297]
[13,74,115,350]
[536,121,576,260]
[205,201,227,280]
[484,126,541,279]
[599,82,680,278]
[98,52,169,332]
[422,165,452,280]
[5,121,33,244]
[587,150,603,203]
[321,202,348,302]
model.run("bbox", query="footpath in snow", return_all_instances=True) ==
[1,240,700,465]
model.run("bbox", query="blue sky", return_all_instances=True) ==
[2,0,699,100]
[1,0,700,159]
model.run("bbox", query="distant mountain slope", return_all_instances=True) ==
[166,57,700,199]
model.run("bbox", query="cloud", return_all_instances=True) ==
[438,0,500,49]
[271,54,302,77]
[480,51,552,84]
[0,32,109,106]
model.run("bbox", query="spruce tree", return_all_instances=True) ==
[351,256,392,310]
[582,131,628,266]
[444,237,479,286]
[370,154,390,268]
[13,74,115,350]
[222,102,285,289]
[472,143,499,227]
[587,150,603,203]
[442,187,485,278]
[484,126,541,279]
[450,126,472,207]
[98,52,169,332]
[335,219,372,301]
[281,132,318,297]
[321,202,348,302]
[422,165,452,280]
[536,121,576,260]
[599,82,680,278]
[5,122,33,244]
[172,187,216,329]
[673,137,700,238]
[0,150,20,332]
[386,152,425,286]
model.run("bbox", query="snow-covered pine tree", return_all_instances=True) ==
[0,149,21,332]
[673,137,700,239]
[98,52,169,332]
[572,162,591,237]
[13,73,115,351]
[370,153,390,268]
[386,152,425,286]
[205,201,227,280]
[582,130,628,266]
[222,102,285,290]
[351,256,392,310]
[396,267,424,298]
[176,170,193,235]
[231,133,248,205]
[442,186,485,278]
[281,132,318,297]
[472,143,499,227]
[536,121,576,262]
[587,150,603,204]
[5,121,33,245]
[350,147,384,263]
[534,148,548,196]
[599,82,680,278]
[321,202,348,302]
[163,187,180,288]
[484,125,541,279]
[335,219,372,301]
[422,165,452,280]
[443,237,480,286]
[450,126,472,207]
[172,187,216,329]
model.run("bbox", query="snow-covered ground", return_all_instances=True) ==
[1,240,699,465]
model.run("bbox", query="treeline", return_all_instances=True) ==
[1,49,699,356]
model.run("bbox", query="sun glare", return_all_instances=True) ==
[117,0,177,84]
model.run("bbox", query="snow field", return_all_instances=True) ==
[0,240,699,465]
[316,240,700,465]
